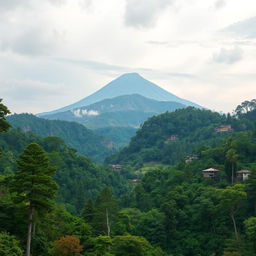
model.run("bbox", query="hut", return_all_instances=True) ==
[202,168,220,178]
[237,170,251,181]
[215,125,232,133]
[111,164,122,171]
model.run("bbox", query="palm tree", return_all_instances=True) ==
[226,149,238,185]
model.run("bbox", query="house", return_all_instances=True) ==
[202,168,220,178]
[185,155,199,164]
[131,178,138,183]
[237,170,251,181]
[111,164,122,171]
[215,125,232,133]
[167,135,178,141]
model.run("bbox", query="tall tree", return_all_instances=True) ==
[235,99,256,116]
[0,98,11,133]
[226,149,238,185]
[216,184,246,240]
[0,99,11,158]
[93,187,118,236]
[245,170,256,215]
[11,143,58,256]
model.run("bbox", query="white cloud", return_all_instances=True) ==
[224,16,256,38]
[79,0,92,9]
[0,0,256,114]
[124,0,175,28]
[0,27,63,56]
[72,109,99,117]
[213,47,243,64]
[214,0,226,10]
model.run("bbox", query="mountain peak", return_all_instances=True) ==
[120,72,140,77]
[38,73,201,116]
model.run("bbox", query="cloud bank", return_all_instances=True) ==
[124,0,175,28]
[213,47,243,64]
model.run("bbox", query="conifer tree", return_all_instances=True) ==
[11,143,58,256]
[93,187,118,236]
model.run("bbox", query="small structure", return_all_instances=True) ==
[167,135,178,141]
[111,164,122,171]
[215,125,232,133]
[202,168,220,178]
[237,170,251,181]
[131,178,138,183]
[185,155,199,164]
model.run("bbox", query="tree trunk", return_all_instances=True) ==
[26,204,34,256]
[230,212,238,240]
[106,208,110,236]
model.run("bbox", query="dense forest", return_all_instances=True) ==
[7,114,115,163]
[1,98,256,256]
[106,107,254,167]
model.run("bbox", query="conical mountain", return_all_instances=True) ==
[38,73,201,116]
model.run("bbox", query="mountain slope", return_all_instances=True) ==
[106,107,251,166]
[41,94,187,128]
[7,113,115,162]
[94,127,137,148]
[0,128,130,214]
[38,73,201,116]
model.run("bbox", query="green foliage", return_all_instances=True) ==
[0,232,23,256]
[94,126,137,148]
[107,107,248,166]
[90,235,113,256]
[111,235,153,256]
[0,129,131,214]
[91,187,118,236]
[2,100,256,256]
[11,143,58,211]
[0,99,11,133]
[235,99,256,116]
[136,209,166,247]
[244,217,256,241]
[7,113,115,162]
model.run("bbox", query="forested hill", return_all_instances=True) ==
[0,128,130,214]
[106,107,254,166]
[2,99,256,256]
[7,113,115,162]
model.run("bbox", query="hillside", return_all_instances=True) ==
[2,100,256,256]
[41,94,187,129]
[7,113,115,162]
[38,73,201,117]
[106,107,253,166]
[0,128,130,214]
[94,126,137,148]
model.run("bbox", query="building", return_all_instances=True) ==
[214,125,232,133]
[185,155,199,164]
[111,164,122,170]
[202,168,220,178]
[167,135,178,141]
[237,170,251,181]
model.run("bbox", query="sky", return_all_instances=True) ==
[0,0,256,114]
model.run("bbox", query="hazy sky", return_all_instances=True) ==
[0,0,256,114]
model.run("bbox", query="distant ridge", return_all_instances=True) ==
[38,73,201,116]
[40,94,187,129]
